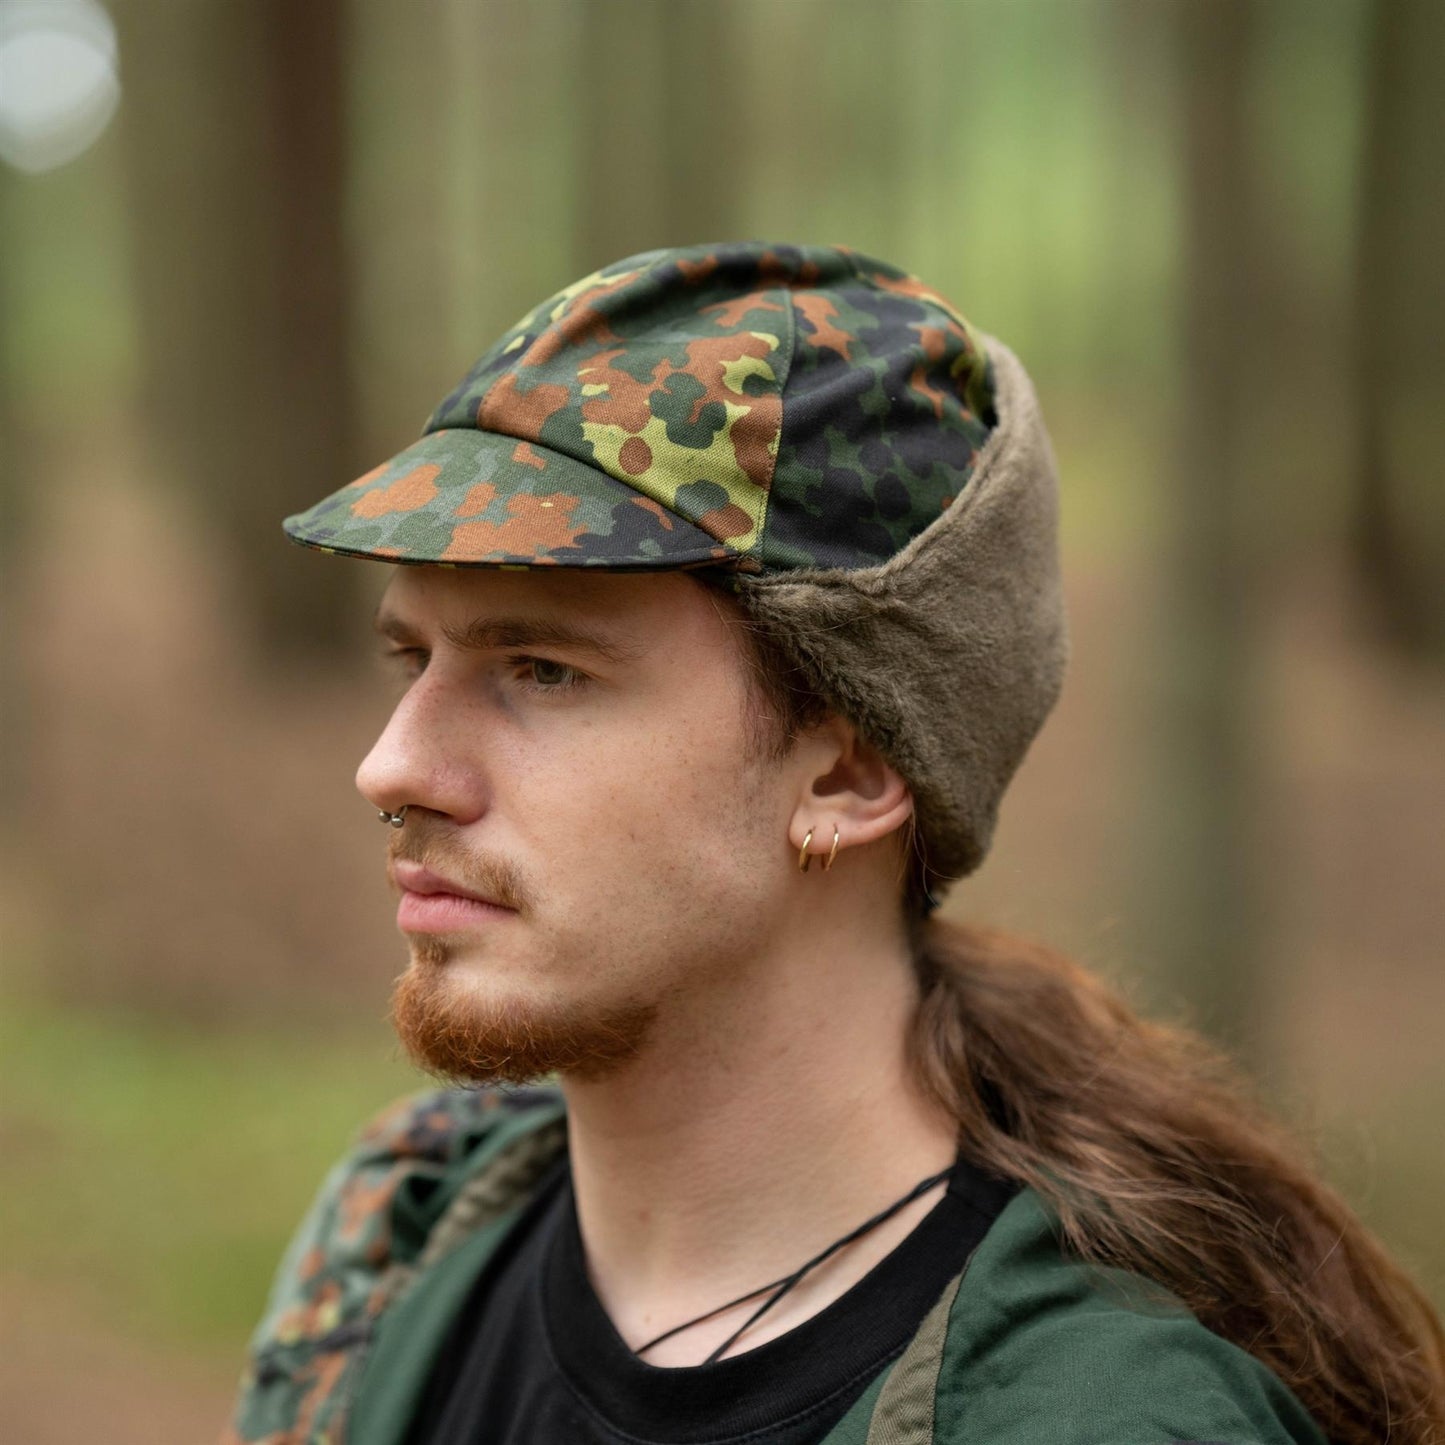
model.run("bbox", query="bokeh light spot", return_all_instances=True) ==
[0,0,120,173]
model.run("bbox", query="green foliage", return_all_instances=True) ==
[0,990,418,1360]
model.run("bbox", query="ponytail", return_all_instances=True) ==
[906,916,1445,1445]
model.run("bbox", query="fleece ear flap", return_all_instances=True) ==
[731,335,1069,900]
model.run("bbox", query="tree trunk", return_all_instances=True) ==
[1349,0,1445,660]
[1139,0,1268,1068]
[572,0,743,272]
[117,0,359,660]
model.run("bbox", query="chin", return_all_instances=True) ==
[388,952,657,1087]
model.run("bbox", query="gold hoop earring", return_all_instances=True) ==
[797,827,815,873]
[822,824,840,872]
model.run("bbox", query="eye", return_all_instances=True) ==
[377,646,427,681]
[507,654,588,693]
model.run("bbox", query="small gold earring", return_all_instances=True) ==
[797,827,815,873]
[822,824,841,872]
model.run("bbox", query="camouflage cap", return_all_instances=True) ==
[286,241,1068,904]
[285,242,996,573]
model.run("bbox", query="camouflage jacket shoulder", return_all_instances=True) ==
[220,1084,567,1445]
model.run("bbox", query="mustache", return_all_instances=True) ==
[386,827,530,913]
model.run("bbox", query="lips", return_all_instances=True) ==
[392,860,513,910]
[391,859,518,934]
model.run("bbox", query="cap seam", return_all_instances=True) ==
[749,283,798,570]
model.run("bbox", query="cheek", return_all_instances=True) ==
[630,738,786,923]
[534,707,784,912]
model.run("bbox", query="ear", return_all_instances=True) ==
[787,717,915,862]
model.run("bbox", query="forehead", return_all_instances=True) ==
[375,564,739,655]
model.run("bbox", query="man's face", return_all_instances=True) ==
[356,565,801,1085]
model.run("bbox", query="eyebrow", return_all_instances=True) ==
[372,605,647,665]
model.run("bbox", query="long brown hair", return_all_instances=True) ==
[699,573,1445,1445]
[908,916,1445,1445]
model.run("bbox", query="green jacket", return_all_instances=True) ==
[223,1087,1332,1445]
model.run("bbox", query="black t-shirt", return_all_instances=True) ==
[403,1147,1019,1445]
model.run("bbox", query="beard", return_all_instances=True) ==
[388,936,657,1087]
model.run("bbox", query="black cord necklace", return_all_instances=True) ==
[632,1164,954,1366]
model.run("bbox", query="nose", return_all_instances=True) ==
[355,674,487,825]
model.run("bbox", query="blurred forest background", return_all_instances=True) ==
[1,0,1441,1436]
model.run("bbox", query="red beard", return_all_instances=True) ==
[389,950,656,1086]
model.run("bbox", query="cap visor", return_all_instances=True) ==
[283,428,739,570]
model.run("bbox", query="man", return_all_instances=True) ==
[223,243,1442,1445]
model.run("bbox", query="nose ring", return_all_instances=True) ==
[378,806,409,828]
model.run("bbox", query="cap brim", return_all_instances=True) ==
[283,428,741,570]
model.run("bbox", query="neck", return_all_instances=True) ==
[560,899,959,1364]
